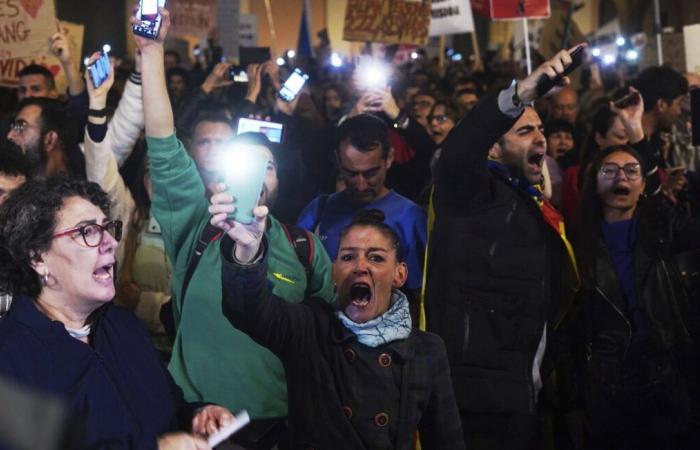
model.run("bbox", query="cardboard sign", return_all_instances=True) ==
[684,24,700,74]
[0,20,84,94]
[491,0,550,21]
[343,0,431,46]
[218,0,240,60]
[0,0,57,61]
[239,14,258,48]
[168,0,218,39]
[429,0,475,36]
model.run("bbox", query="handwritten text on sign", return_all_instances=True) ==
[0,0,56,61]
[343,0,431,46]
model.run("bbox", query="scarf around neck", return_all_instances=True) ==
[335,290,412,348]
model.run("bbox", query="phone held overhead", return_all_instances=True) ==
[278,68,309,102]
[133,0,167,40]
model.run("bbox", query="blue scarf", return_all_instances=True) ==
[334,290,412,347]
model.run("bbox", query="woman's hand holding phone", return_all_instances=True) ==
[130,4,171,52]
[84,52,114,121]
[610,87,645,143]
[209,183,268,264]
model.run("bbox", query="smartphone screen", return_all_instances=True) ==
[133,0,166,39]
[278,69,308,102]
[88,50,111,88]
[237,118,284,144]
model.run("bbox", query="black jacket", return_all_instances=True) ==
[220,238,465,450]
[425,92,576,415]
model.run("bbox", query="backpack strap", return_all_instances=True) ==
[281,223,315,276]
[181,224,223,302]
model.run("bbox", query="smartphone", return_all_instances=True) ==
[614,91,641,109]
[536,44,587,97]
[88,49,111,88]
[218,145,269,224]
[278,68,308,102]
[133,0,167,40]
[229,66,249,83]
[355,56,388,91]
[237,118,284,144]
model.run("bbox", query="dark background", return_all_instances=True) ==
[56,0,127,59]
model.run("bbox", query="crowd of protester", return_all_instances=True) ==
[1,5,700,450]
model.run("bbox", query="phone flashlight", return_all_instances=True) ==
[356,60,388,90]
[217,145,269,224]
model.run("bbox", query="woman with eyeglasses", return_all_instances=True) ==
[568,145,700,449]
[0,176,235,450]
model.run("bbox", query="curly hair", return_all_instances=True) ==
[0,176,111,298]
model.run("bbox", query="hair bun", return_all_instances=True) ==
[352,209,386,225]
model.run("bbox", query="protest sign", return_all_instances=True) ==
[491,0,550,21]
[684,24,700,74]
[218,0,240,60]
[0,20,83,94]
[168,0,218,39]
[239,14,258,48]
[429,0,475,36]
[343,0,431,46]
[0,0,57,61]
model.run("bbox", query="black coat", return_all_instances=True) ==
[425,93,576,415]
[220,238,464,450]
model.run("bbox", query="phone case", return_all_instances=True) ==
[218,147,269,224]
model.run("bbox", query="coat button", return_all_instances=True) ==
[374,412,389,427]
[344,348,356,362]
[343,405,353,419]
[378,353,392,368]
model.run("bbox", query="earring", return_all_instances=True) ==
[41,272,50,286]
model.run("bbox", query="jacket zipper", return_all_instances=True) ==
[594,285,632,360]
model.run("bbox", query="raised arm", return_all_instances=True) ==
[437,48,581,206]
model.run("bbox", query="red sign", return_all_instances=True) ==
[491,0,550,20]
[471,0,491,19]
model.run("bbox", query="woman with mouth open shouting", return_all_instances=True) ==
[0,176,236,450]
[211,183,464,449]
[567,145,700,449]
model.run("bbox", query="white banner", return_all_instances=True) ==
[429,0,475,36]
[684,24,700,74]
[239,14,258,48]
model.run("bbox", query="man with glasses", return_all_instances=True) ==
[297,113,427,319]
[7,97,85,179]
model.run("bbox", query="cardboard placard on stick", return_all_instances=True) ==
[429,0,475,36]
[491,0,550,21]
[168,0,218,39]
[0,20,84,94]
[684,24,700,74]
[0,0,57,61]
[343,0,431,46]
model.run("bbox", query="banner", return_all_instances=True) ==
[491,0,550,21]
[0,20,84,94]
[168,0,218,39]
[429,0,475,36]
[343,0,431,46]
[239,14,258,48]
[0,0,57,61]
[218,0,240,60]
[684,24,700,74]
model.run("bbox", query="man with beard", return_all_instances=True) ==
[137,8,334,439]
[425,49,582,449]
[6,97,85,178]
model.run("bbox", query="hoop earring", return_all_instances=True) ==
[41,272,50,286]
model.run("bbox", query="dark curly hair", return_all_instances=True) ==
[339,209,404,262]
[0,176,111,298]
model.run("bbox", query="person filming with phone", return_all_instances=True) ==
[134,5,335,445]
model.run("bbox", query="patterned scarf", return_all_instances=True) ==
[335,290,412,348]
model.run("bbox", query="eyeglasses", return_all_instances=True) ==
[428,114,451,124]
[52,220,123,247]
[599,162,642,180]
[9,119,37,134]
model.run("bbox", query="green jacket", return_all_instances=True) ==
[147,134,334,418]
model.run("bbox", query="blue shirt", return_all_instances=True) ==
[600,217,650,344]
[297,190,427,289]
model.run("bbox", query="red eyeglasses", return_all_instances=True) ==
[52,220,123,247]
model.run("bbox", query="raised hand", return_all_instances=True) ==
[84,52,115,111]
[209,183,268,263]
[202,62,234,95]
[518,45,583,104]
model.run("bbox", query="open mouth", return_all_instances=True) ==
[613,187,631,195]
[93,264,114,282]
[349,282,372,307]
[528,153,545,167]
